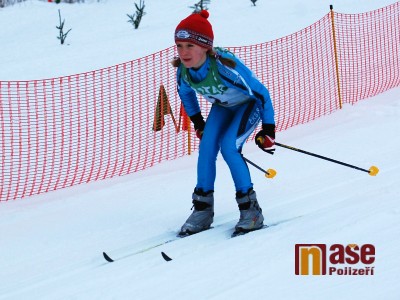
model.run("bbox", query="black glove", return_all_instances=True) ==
[255,124,276,155]
[190,112,206,139]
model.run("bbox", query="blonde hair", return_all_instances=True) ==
[171,48,236,69]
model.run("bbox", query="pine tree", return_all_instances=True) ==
[56,9,72,45]
[189,0,210,13]
[127,0,146,30]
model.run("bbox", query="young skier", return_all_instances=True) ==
[172,10,276,236]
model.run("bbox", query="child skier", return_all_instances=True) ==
[172,10,276,236]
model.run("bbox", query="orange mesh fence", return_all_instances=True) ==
[1,3,399,201]
[333,3,400,105]
[231,13,339,135]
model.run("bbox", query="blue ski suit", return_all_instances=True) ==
[177,48,275,194]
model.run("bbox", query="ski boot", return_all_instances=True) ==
[178,189,214,237]
[232,188,264,237]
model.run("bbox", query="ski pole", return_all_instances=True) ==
[273,141,379,176]
[242,155,277,179]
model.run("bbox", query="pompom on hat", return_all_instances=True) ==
[175,10,214,49]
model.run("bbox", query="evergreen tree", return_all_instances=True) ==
[189,0,210,13]
[56,9,72,45]
[127,0,146,30]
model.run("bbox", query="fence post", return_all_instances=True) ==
[330,5,343,109]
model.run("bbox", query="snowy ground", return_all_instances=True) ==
[1,1,399,299]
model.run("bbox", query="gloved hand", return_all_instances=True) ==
[190,112,206,140]
[195,129,204,140]
[255,124,276,155]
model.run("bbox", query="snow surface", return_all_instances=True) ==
[1,0,400,299]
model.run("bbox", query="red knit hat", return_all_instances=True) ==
[175,10,214,49]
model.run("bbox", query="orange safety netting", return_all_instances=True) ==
[1,3,399,201]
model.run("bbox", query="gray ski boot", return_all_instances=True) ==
[178,189,214,237]
[233,188,264,237]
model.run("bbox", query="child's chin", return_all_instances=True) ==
[182,62,192,68]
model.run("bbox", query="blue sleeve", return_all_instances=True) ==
[235,59,275,125]
[176,66,201,117]
[220,51,275,125]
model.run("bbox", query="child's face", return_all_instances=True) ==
[176,42,208,69]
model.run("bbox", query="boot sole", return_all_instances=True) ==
[177,226,213,238]
[231,224,267,238]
